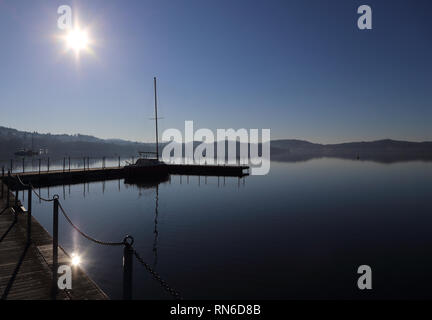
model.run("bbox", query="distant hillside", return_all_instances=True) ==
[1,126,432,163]
[270,139,432,162]
[0,126,156,159]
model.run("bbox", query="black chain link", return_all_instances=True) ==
[31,187,56,202]
[133,250,182,299]
[58,202,125,246]
[16,175,55,202]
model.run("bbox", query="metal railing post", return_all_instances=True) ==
[52,197,59,300]
[63,158,65,173]
[118,156,121,168]
[83,157,86,171]
[10,159,13,174]
[27,187,32,244]
[38,159,41,174]
[22,158,25,173]
[68,157,71,172]
[47,157,50,172]
[122,236,134,300]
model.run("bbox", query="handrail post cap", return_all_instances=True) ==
[123,235,134,246]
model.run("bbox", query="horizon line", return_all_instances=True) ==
[1,125,431,145]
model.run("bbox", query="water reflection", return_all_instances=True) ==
[123,176,169,268]
[18,159,432,299]
[153,185,159,267]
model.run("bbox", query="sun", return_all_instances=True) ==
[66,28,89,53]
[55,14,96,62]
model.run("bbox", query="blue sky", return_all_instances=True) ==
[0,0,431,143]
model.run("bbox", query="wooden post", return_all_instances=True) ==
[6,171,10,207]
[27,187,32,245]
[123,239,134,300]
[1,167,4,198]
[15,189,18,208]
[52,197,59,300]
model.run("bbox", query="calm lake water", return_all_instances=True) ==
[17,158,432,299]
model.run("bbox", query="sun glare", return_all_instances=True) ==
[71,253,81,266]
[66,28,89,53]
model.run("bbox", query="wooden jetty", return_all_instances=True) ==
[168,164,249,177]
[7,167,125,190]
[0,181,108,300]
[0,161,249,300]
[5,164,249,190]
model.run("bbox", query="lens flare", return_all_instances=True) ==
[71,253,81,266]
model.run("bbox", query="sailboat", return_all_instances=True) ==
[124,77,169,178]
[14,133,39,157]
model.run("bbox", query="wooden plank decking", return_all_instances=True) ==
[0,181,108,300]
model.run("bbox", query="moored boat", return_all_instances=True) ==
[124,77,168,179]
[124,158,169,178]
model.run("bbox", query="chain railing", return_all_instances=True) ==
[57,202,125,247]
[2,173,181,300]
[134,250,181,299]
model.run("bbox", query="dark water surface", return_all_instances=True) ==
[19,159,432,299]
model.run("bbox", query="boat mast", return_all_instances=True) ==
[154,77,159,160]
